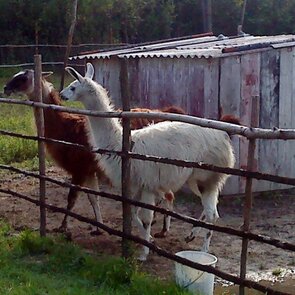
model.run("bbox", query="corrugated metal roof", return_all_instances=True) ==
[70,34,295,60]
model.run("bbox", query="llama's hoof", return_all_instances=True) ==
[53,226,67,233]
[154,230,168,239]
[90,229,104,236]
[185,234,195,243]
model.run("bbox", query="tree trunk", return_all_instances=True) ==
[60,0,78,91]
[201,0,212,33]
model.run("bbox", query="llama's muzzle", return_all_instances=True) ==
[3,85,13,96]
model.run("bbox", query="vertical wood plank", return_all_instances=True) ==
[258,49,280,191]
[291,48,295,178]
[240,53,260,193]
[278,47,295,187]
[186,60,205,116]
[219,56,241,194]
[204,58,219,120]
[94,59,121,107]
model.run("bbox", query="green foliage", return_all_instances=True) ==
[0,224,190,295]
[1,0,295,58]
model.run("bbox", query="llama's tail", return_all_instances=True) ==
[161,105,186,115]
[220,114,241,125]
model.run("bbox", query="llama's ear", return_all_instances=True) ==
[42,71,53,78]
[65,67,84,83]
[85,63,94,79]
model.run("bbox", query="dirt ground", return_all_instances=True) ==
[0,166,294,291]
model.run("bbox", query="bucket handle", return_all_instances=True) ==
[183,271,204,289]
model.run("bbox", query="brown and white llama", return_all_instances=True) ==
[61,63,235,261]
[4,70,107,234]
[4,69,184,236]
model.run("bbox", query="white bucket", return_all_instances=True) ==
[175,251,217,295]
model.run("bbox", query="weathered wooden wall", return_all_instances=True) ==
[92,47,295,194]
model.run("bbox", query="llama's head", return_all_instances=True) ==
[4,69,53,98]
[60,63,95,104]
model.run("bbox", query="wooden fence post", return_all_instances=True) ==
[120,57,133,258]
[239,95,259,295]
[34,55,46,237]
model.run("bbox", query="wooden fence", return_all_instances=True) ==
[0,56,294,295]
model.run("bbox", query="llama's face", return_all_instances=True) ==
[60,63,95,105]
[60,79,84,102]
[4,70,53,97]
[4,70,35,96]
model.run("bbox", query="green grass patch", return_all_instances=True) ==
[0,222,190,295]
[0,102,38,165]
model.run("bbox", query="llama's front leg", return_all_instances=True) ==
[186,191,219,252]
[185,210,205,243]
[85,175,104,235]
[58,180,80,232]
[201,192,219,252]
[154,192,174,238]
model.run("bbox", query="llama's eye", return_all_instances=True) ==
[70,86,75,92]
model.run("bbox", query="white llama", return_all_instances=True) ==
[60,63,235,261]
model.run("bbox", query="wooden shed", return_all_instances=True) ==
[71,33,295,195]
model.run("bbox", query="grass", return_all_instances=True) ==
[0,222,190,295]
[0,101,38,167]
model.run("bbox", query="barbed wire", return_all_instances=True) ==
[1,163,294,252]
[1,128,295,187]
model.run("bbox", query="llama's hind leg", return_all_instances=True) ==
[133,191,155,261]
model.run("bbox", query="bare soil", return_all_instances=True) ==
[0,166,294,292]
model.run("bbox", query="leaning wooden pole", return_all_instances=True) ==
[238,0,248,35]
[239,95,259,295]
[34,55,46,236]
[120,58,133,258]
[60,0,78,91]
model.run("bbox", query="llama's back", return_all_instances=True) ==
[131,121,235,192]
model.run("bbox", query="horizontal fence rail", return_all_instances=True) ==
[1,97,295,140]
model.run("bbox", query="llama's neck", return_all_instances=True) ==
[28,80,60,105]
[81,82,123,191]
[82,82,123,151]
[29,81,63,137]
